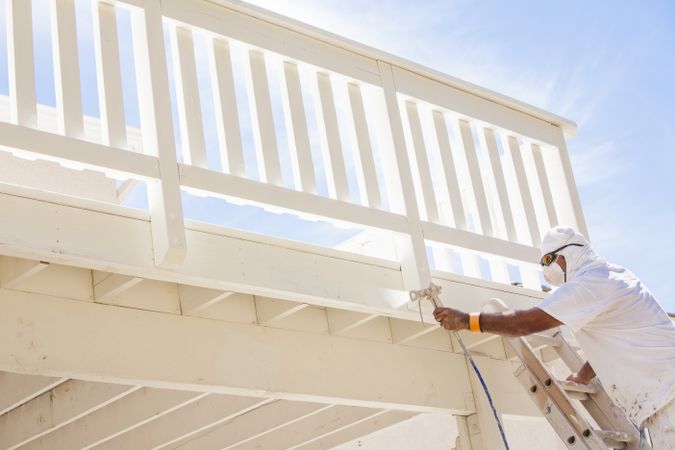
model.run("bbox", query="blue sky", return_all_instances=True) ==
[0,1,673,311]
[242,0,675,311]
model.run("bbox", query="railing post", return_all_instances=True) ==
[376,61,431,291]
[130,0,187,267]
[551,131,590,239]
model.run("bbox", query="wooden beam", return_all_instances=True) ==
[21,388,206,450]
[465,334,501,351]
[327,309,379,335]
[0,257,49,289]
[95,395,271,450]
[237,405,383,449]
[0,122,159,180]
[0,289,477,413]
[166,400,331,449]
[0,379,138,449]
[255,297,309,326]
[0,372,67,416]
[291,410,418,450]
[94,274,143,302]
[178,285,233,315]
[0,190,544,320]
[179,163,410,234]
[389,319,440,345]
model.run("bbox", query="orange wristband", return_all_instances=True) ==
[469,312,482,333]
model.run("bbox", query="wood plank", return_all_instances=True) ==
[0,122,159,179]
[50,0,84,138]
[170,400,329,450]
[6,0,37,127]
[0,257,49,289]
[292,410,417,450]
[0,372,67,417]
[247,49,283,185]
[507,136,541,246]
[95,395,270,450]
[0,379,138,449]
[326,309,379,335]
[179,164,409,233]
[458,120,493,236]
[484,128,516,241]
[235,405,381,450]
[315,71,350,201]
[281,60,316,193]
[0,290,475,413]
[21,389,205,450]
[433,110,467,229]
[178,285,233,315]
[421,221,539,263]
[92,1,127,149]
[531,143,559,227]
[405,101,440,222]
[389,319,440,345]
[0,189,546,319]
[94,274,143,302]
[347,82,382,208]
[130,0,187,266]
[209,38,245,177]
[171,26,208,168]
[255,297,309,325]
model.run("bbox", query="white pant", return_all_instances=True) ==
[643,400,675,449]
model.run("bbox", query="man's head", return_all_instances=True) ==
[540,226,592,286]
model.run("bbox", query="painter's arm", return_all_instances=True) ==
[432,307,562,337]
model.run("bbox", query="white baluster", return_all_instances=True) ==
[405,101,440,223]
[209,38,245,177]
[50,0,83,138]
[246,49,283,185]
[432,111,467,230]
[280,61,316,194]
[458,119,493,236]
[92,1,127,149]
[314,71,349,202]
[171,26,208,168]
[347,82,381,209]
[6,0,37,128]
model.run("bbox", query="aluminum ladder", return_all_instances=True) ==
[487,299,649,449]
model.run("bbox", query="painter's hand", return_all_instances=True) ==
[566,372,592,385]
[433,307,469,331]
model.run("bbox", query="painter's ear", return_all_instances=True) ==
[556,255,567,272]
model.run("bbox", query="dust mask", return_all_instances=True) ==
[544,261,565,287]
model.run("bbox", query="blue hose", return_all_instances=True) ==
[453,330,510,450]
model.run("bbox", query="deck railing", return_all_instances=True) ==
[0,0,588,293]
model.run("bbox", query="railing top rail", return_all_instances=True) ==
[204,0,577,138]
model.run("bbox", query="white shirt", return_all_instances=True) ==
[537,260,675,426]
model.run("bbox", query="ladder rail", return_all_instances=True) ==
[551,332,644,445]
[506,334,609,449]
[484,298,649,450]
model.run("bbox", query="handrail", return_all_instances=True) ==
[0,0,589,294]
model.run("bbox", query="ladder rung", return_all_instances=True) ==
[558,380,598,395]
[526,333,561,348]
[595,430,632,449]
